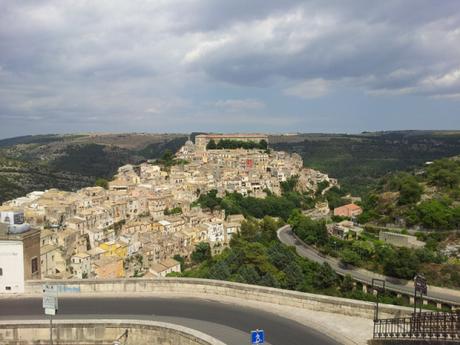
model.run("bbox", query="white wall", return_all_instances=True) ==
[0,240,25,293]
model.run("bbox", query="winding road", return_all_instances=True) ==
[0,296,340,345]
[277,225,460,306]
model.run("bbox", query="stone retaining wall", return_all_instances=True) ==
[0,319,225,345]
[24,278,412,319]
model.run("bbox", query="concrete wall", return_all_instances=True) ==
[369,340,456,345]
[24,278,412,319]
[0,319,225,345]
[0,240,24,293]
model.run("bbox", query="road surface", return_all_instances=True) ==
[277,225,460,306]
[0,296,340,345]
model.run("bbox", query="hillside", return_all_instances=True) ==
[358,157,460,231]
[270,131,460,196]
[0,133,187,203]
[3,130,460,204]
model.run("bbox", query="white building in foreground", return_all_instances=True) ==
[0,240,24,293]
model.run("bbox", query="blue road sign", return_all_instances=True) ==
[251,329,265,344]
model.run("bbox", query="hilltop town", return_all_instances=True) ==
[0,134,336,281]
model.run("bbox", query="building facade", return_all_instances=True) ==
[195,134,268,151]
[0,224,40,293]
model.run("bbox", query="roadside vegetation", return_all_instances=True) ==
[289,211,460,288]
[176,217,445,309]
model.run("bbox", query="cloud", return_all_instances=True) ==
[181,1,460,98]
[0,0,460,137]
[284,79,332,99]
[213,99,265,111]
[144,98,190,115]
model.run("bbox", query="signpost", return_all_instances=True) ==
[372,278,385,321]
[251,329,265,344]
[43,284,58,345]
[414,274,427,315]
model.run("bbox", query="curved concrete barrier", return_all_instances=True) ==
[23,277,412,319]
[0,319,226,345]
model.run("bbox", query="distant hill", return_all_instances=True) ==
[3,130,460,204]
[269,131,460,196]
[0,133,188,203]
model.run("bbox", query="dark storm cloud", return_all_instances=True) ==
[183,1,460,97]
[0,1,459,138]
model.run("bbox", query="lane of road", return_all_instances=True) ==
[0,296,341,345]
[277,225,460,305]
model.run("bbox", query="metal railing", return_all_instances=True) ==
[373,311,460,341]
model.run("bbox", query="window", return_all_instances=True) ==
[5,286,11,291]
[31,257,38,274]
[0,267,3,276]
[14,213,24,225]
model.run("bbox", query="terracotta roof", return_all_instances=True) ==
[335,203,362,211]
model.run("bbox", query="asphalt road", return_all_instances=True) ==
[0,296,340,345]
[277,225,460,306]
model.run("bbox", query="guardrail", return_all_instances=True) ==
[21,277,412,320]
[373,311,460,341]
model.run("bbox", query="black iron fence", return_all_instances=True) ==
[373,311,460,341]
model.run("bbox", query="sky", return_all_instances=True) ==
[0,0,460,138]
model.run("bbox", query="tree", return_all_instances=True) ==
[288,211,328,246]
[259,272,280,288]
[416,200,453,229]
[164,207,182,215]
[383,247,420,279]
[398,177,423,205]
[340,248,361,266]
[191,242,211,264]
[237,265,260,285]
[95,178,109,189]
[173,254,185,271]
[161,149,175,163]
[314,262,337,289]
[387,173,423,205]
[280,175,299,194]
[208,260,231,280]
[196,189,221,212]
[206,139,217,150]
[351,241,375,260]
[283,261,304,289]
[340,274,354,293]
[259,139,268,150]
[324,186,348,209]
[267,242,296,270]
[427,159,460,189]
